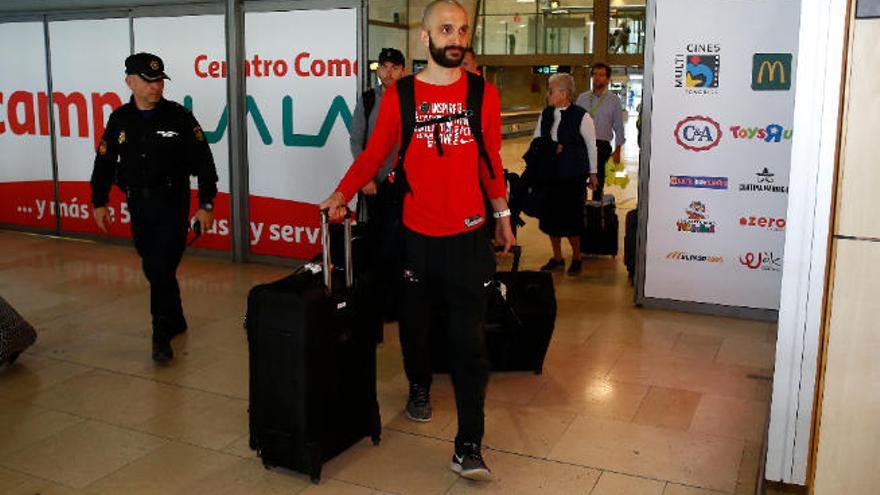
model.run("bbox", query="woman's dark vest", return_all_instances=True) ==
[540,105,589,178]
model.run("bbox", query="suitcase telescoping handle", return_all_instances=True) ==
[494,245,522,272]
[319,208,354,292]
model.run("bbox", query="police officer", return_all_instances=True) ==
[90,52,218,363]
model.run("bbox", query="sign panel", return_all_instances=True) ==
[0,22,54,229]
[644,0,800,309]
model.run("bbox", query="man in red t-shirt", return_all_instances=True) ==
[320,0,514,481]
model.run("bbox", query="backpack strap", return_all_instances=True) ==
[465,71,495,179]
[361,88,376,151]
[394,75,416,195]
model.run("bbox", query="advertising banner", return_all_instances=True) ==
[0,22,55,229]
[48,18,131,236]
[644,0,799,309]
[134,14,230,251]
[244,8,358,259]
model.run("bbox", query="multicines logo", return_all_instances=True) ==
[675,116,722,152]
[729,124,793,143]
[739,167,789,193]
[739,215,786,231]
[739,251,782,272]
[667,251,723,263]
[669,175,728,190]
[674,43,721,94]
[676,201,716,234]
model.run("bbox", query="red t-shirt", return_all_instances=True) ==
[336,71,506,237]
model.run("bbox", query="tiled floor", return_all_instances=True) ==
[0,135,777,494]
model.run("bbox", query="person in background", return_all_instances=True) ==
[534,73,598,275]
[461,47,480,75]
[575,62,625,200]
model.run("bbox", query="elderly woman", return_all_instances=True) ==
[533,73,599,275]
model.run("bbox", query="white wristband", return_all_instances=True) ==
[492,209,511,219]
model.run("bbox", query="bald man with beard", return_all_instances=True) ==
[321,0,512,481]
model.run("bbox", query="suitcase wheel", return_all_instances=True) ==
[309,467,322,484]
[533,368,543,375]
[261,458,272,470]
[1,352,21,366]
[371,433,381,446]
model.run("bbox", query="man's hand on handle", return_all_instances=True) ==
[94,206,111,233]
[319,191,348,221]
[194,209,214,235]
[494,217,515,255]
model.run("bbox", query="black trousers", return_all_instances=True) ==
[127,187,189,337]
[399,226,495,448]
[363,181,401,322]
[594,140,612,201]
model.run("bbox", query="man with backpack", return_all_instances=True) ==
[320,0,514,481]
[349,48,407,322]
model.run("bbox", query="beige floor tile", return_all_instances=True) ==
[736,441,762,494]
[438,401,577,458]
[132,392,248,450]
[297,479,380,494]
[631,387,702,431]
[0,420,166,489]
[174,352,249,399]
[446,449,600,495]
[590,471,665,495]
[28,369,201,427]
[0,471,81,495]
[384,389,457,438]
[485,371,546,405]
[548,416,743,493]
[0,355,92,401]
[670,334,723,362]
[715,337,776,370]
[222,433,258,460]
[530,375,649,421]
[321,430,458,495]
[663,483,727,495]
[84,442,243,494]
[690,396,768,442]
[0,401,84,457]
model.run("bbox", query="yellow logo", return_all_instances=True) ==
[118,131,126,144]
[757,61,785,84]
[150,60,160,71]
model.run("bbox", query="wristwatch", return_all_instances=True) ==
[492,209,511,219]
[199,202,214,212]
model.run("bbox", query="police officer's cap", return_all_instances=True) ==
[125,52,170,82]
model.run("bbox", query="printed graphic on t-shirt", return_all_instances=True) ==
[415,102,475,149]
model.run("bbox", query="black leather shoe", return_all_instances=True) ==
[567,259,583,275]
[540,258,565,271]
[152,337,174,363]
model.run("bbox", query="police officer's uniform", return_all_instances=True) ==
[90,53,218,362]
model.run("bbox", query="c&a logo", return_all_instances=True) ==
[752,53,792,91]
[729,124,793,143]
[676,201,716,234]
[674,43,721,94]
[675,116,722,152]
[740,215,786,231]
[739,251,782,272]
[667,251,723,263]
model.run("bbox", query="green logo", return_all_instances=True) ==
[752,54,792,91]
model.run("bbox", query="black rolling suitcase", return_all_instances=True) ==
[245,211,382,483]
[1,296,36,366]
[624,208,638,283]
[432,246,557,375]
[582,194,619,256]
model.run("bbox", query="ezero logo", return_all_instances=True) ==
[729,124,792,143]
[739,251,782,272]
[739,216,786,231]
[669,175,728,190]
[675,116,722,152]
[752,53,792,91]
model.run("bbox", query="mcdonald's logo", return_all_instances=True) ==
[752,53,792,91]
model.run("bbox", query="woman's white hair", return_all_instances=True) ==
[548,73,576,100]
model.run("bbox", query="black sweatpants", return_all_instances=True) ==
[127,188,189,337]
[399,226,495,448]
[594,139,612,201]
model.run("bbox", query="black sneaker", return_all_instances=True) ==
[404,383,432,422]
[450,442,492,481]
[151,336,173,363]
[540,258,565,271]
[567,259,583,275]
